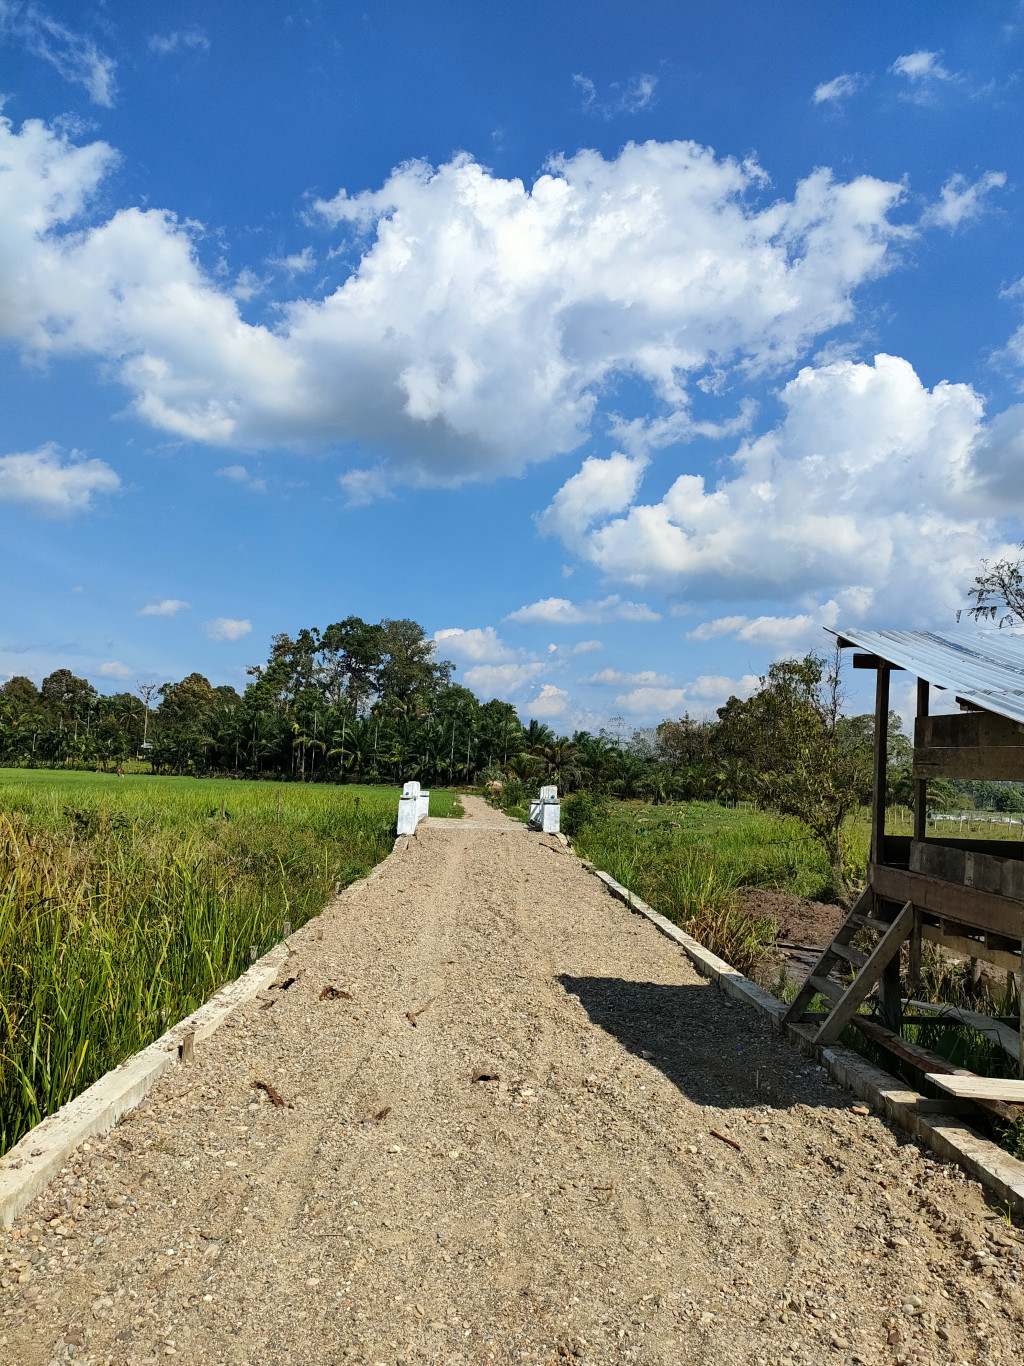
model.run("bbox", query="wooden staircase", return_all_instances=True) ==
[782,888,916,1045]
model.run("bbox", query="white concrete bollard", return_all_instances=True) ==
[398,780,430,834]
[397,796,419,835]
[528,786,560,833]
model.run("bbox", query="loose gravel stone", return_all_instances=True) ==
[1,796,1021,1366]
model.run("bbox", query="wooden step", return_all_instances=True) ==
[849,913,893,934]
[808,974,845,1006]
[926,1074,1024,1103]
[831,942,868,969]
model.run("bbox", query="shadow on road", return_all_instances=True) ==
[558,974,839,1113]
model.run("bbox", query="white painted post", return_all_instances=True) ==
[398,780,429,834]
[528,786,560,833]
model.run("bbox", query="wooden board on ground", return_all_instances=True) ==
[926,1074,1024,1102]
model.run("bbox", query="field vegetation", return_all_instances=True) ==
[0,771,457,1156]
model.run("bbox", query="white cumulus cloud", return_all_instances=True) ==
[0,115,914,489]
[615,673,760,718]
[138,599,189,617]
[505,595,660,625]
[890,51,954,83]
[0,443,119,515]
[578,667,673,686]
[921,172,1006,231]
[202,617,252,642]
[98,660,131,679]
[685,605,840,646]
[433,627,515,663]
[545,352,1024,621]
[462,662,547,693]
[528,683,570,718]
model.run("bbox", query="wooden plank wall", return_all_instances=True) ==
[914,711,1024,780]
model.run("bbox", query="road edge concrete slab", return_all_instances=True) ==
[592,867,1024,1217]
[0,842,402,1229]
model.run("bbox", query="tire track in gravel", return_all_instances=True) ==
[3,795,1024,1366]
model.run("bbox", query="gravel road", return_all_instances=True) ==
[3,796,1023,1366]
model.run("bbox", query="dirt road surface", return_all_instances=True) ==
[3,797,1023,1366]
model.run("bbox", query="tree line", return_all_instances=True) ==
[2,625,1006,888]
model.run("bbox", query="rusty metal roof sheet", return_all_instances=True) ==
[832,628,1024,724]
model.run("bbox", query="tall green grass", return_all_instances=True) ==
[568,801,871,974]
[0,771,407,1154]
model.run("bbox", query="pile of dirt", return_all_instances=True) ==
[739,886,845,982]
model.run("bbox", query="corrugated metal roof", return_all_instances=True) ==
[832,629,1024,724]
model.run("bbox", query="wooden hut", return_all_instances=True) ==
[783,629,1024,1105]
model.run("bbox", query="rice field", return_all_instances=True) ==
[0,771,458,1155]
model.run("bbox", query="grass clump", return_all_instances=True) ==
[0,770,403,1154]
[566,799,872,975]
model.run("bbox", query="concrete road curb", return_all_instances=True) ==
[593,868,1024,1217]
[0,944,289,1229]
[0,843,402,1230]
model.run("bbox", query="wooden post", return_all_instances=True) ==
[913,679,929,844]
[908,908,923,995]
[871,667,903,1029]
[871,666,890,867]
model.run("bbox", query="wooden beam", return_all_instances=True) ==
[871,667,890,867]
[902,998,1021,1063]
[917,712,1024,748]
[920,922,1021,973]
[914,746,1024,781]
[815,900,915,1046]
[869,862,1024,941]
[851,1017,1022,1122]
[913,679,929,846]
[854,654,905,670]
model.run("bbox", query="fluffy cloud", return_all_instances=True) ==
[537,452,648,549]
[462,662,547,693]
[615,673,760,718]
[505,595,659,625]
[813,73,864,105]
[433,627,515,663]
[545,352,1023,621]
[0,444,119,515]
[685,606,838,645]
[202,617,251,642]
[528,683,570,717]
[138,599,189,617]
[0,115,912,487]
[98,660,131,679]
[0,3,116,105]
[921,172,1006,231]
[579,667,673,686]
[890,51,954,84]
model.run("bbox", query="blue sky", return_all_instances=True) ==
[2,1,1024,729]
